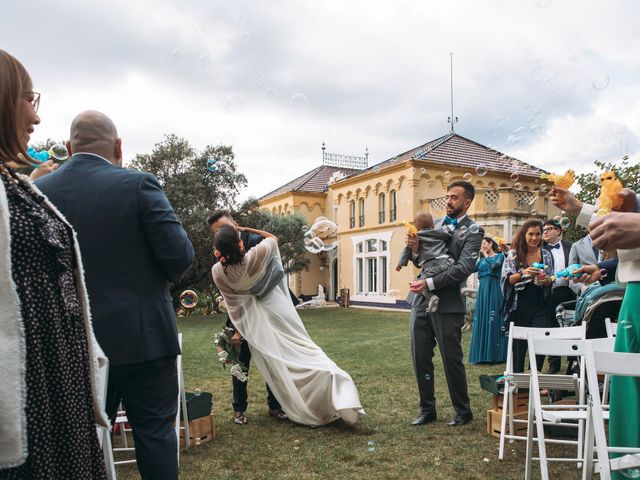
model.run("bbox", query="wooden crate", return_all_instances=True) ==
[179,414,215,448]
[487,408,529,438]
[492,392,529,414]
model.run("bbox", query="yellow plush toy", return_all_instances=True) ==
[596,171,624,216]
[540,169,575,189]
[400,220,418,236]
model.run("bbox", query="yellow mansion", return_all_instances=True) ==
[259,132,559,308]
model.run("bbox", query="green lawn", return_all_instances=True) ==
[116,309,576,479]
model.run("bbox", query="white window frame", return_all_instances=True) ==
[350,231,393,303]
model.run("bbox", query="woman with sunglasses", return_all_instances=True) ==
[0,50,108,478]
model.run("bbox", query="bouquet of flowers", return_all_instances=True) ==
[213,326,248,382]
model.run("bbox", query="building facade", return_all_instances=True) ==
[259,133,559,307]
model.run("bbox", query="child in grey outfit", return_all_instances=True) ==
[397,211,455,312]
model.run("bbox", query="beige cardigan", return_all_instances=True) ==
[0,173,109,469]
[577,204,640,284]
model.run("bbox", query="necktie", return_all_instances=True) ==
[443,216,458,228]
[549,243,560,250]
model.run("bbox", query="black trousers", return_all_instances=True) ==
[411,308,471,417]
[233,339,281,412]
[544,286,577,372]
[106,356,178,480]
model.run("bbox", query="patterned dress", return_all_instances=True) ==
[0,169,106,479]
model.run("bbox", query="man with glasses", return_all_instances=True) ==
[542,220,575,374]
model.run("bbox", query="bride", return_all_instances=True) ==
[211,224,365,426]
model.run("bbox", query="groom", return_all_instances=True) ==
[408,181,483,427]
[207,211,287,425]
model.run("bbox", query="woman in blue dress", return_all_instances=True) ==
[469,237,507,364]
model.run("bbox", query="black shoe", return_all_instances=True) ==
[447,412,473,426]
[268,409,288,421]
[411,412,437,426]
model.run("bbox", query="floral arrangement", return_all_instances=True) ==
[213,326,248,382]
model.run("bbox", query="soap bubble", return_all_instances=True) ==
[424,373,431,381]
[49,144,69,160]
[463,172,473,182]
[599,269,608,279]
[502,374,517,394]
[471,252,478,259]
[510,172,519,182]
[180,290,198,308]
[172,49,184,62]
[223,93,246,113]
[553,215,562,225]
[367,440,375,446]
[305,236,325,254]
[411,167,417,174]
[513,183,522,190]
[560,217,571,229]
[531,209,538,216]
[420,167,427,174]
[207,159,218,173]
[469,224,480,234]
[618,319,633,330]
[199,54,212,68]
[592,75,610,91]
[388,289,402,299]
[290,93,308,110]
[265,87,276,98]
[457,226,468,239]
[476,165,488,176]
[240,32,251,42]
[515,283,526,292]
[443,171,451,178]
[539,183,548,192]
[195,437,202,446]
[367,447,376,453]
[507,250,517,261]
[194,388,202,396]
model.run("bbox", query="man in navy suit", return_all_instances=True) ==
[36,111,194,480]
[207,211,287,425]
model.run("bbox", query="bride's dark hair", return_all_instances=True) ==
[214,224,245,267]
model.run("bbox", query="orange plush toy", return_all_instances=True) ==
[540,169,575,189]
[596,170,624,216]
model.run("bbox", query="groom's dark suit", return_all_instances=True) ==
[36,153,193,479]
[410,215,483,419]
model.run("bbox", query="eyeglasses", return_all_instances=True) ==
[542,227,558,232]
[27,91,40,113]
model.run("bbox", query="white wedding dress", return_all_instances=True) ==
[212,237,365,426]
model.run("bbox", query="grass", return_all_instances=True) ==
[116,308,576,480]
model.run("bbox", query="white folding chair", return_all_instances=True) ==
[582,342,640,480]
[524,334,590,480]
[96,358,117,480]
[498,323,586,460]
[604,318,617,339]
[176,332,190,461]
[113,333,190,468]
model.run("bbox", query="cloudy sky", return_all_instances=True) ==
[3,0,639,200]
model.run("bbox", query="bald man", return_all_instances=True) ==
[35,111,194,480]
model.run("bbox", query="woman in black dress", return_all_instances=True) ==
[0,49,108,479]
[501,220,554,373]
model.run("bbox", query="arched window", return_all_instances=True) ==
[358,198,365,227]
[355,238,388,295]
[349,200,355,228]
[389,190,397,222]
[378,193,386,224]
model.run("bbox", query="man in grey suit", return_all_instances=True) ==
[36,111,194,480]
[568,235,601,296]
[408,181,483,426]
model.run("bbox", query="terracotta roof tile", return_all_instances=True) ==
[259,165,361,201]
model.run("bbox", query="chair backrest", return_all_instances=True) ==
[505,323,586,374]
[604,318,617,338]
[527,334,587,399]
